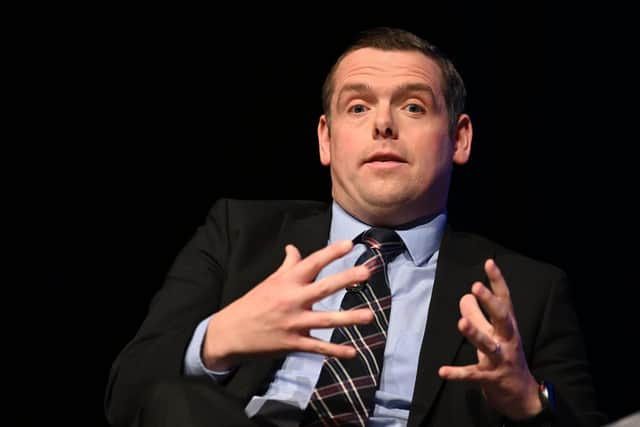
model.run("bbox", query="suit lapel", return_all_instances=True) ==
[407,226,490,427]
[281,202,332,258]
[239,203,332,396]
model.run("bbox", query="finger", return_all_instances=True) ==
[295,308,374,330]
[295,336,358,359]
[457,317,501,358]
[293,240,354,281]
[438,364,493,382]
[300,264,371,306]
[459,293,492,332]
[484,259,510,299]
[273,244,302,275]
[472,281,515,340]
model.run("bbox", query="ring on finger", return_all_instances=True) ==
[492,342,502,355]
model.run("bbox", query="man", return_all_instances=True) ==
[105,27,604,426]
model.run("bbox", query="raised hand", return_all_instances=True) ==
[202,240,373,371]
[438,259,542,420]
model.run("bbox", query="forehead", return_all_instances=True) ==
[333,48,444,94]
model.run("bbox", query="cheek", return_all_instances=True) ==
[412,143,452,178]
[330,130,362,163]
[414,132,453,161]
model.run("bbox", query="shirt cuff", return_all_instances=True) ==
[183,314,234,381]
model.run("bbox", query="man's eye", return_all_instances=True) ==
[349,104,367,114]
[405,104,425,113]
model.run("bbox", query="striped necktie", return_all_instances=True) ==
[302,228,405,426]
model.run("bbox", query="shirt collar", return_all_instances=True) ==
[329,201,446,266]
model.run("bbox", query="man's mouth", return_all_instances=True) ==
[364,151,407,166]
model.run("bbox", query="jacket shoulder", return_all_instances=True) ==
[446,228,566,279]
[206,198,329,226]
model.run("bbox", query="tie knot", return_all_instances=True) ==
[354,227,405,264]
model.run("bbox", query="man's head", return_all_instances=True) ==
[318,27,473,226]
[322,27,467,139]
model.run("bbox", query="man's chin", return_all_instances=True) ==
[364,191,413,209]
[359,194,421,224]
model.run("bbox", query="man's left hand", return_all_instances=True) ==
[438,259,542,420]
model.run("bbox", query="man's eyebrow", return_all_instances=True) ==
[335,82,438,108]
[394,83,437,107]
[336,83,373,106]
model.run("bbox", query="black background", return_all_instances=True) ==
[34,3,637,426]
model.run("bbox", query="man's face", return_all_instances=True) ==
[318,47,472,226]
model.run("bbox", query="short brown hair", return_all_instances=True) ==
[322,27,466,137]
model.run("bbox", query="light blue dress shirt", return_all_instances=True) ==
[184,202,446,426]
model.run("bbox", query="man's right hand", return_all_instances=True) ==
[201,240,373,371]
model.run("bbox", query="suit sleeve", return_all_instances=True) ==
[524,270,606,427]
[104,199,232,426]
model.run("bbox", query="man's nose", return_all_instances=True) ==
[374,126,395,138]
[372,108,398,139]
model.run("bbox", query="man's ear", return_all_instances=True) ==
[452,113,473,165]
[318,114,331,166]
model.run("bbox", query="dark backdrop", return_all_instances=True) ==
[38,4,637,426]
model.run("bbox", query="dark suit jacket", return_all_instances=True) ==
[105,199,604,426]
